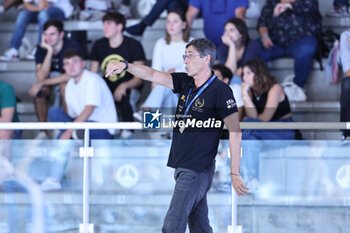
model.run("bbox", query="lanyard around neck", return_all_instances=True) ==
[184,75,216,117]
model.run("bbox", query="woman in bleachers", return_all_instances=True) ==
[240,59,295,191]
[0,0,73,61]
[241,59,295,135]
[217,18,260,85]
[136,9,191,118]
[340,30,350,140]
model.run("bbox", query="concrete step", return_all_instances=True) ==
[0,192,349,233]
[0,15,349,58]
[0,58,342,103]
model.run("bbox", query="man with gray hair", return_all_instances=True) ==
[106,38,247,233]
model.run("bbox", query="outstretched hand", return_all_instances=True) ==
[231,174,248,196]
[105,62,126,78]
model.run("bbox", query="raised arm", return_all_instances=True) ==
[106,61,174,90]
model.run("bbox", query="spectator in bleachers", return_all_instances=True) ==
[186,0,249,47]
[0,0,22,15]
[327,0,349,17]
[48,49,117,140]
[0,0,73,61]
[139,9,191,115]
[240,59,295,190]
[77,0,131,20]
[28,19,82,139]
[90,12,145,139]
[217,18,260,84]
[213,64,244,121]
[0,81,21,139]
[126,0,188,36]
[257,0,321,94]
[340,29,350,140]
[118,0,132,18]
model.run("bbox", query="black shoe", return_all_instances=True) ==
[125,22,146,36]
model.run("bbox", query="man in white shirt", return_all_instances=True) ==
[48,49,117,139]
[0,0,73,61]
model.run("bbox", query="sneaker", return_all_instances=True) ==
[118,4,132,19]
[133,111,143,122]
[40,177,61,191]
[25,47,37,60]
[282,80,307,102]
[34,131,49,140]
[0,48,19,61]
[326,6,349,17]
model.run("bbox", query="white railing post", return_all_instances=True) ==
[79,128,94,233]
[227,147,242,233]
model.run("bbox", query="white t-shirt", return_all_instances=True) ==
[152,37,193,72]
[230,84,244,108]
[23,0,73,18]
[65,70,117,134]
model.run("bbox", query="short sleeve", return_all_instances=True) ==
[129,40,146,62]
[89,40,100,62]
[151,38,164,71]
[216,83,238,119]
[0,85,16,109]
[84,76,101,107]
[171,72,189,94]
[35,47,47,65]
[235,0,249,8]
[230,84,243,108]
[189,0,201,9]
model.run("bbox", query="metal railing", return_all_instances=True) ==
[0,121,349,233]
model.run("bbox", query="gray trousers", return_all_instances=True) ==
[162,161,215,233]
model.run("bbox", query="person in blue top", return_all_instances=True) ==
[217,18,260,84]
[186,0,249,47]
[28,19,82,139]
[106,38,248,233]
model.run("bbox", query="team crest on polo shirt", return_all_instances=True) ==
[192,98,205,113]
[226,99,236,109]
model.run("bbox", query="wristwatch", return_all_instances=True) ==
[120,59,128,71]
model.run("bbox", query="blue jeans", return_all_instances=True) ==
[340,77,350,137]
[259,36,318,88]
[241,117,295,182]
[142,85,178,109]
[334,0,348,7]
[48,106,113,139]
[143,0,188,26]
[10,6,65,49]
[162,161,215,233]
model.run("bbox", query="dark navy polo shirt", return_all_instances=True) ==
[167,72,238,172]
